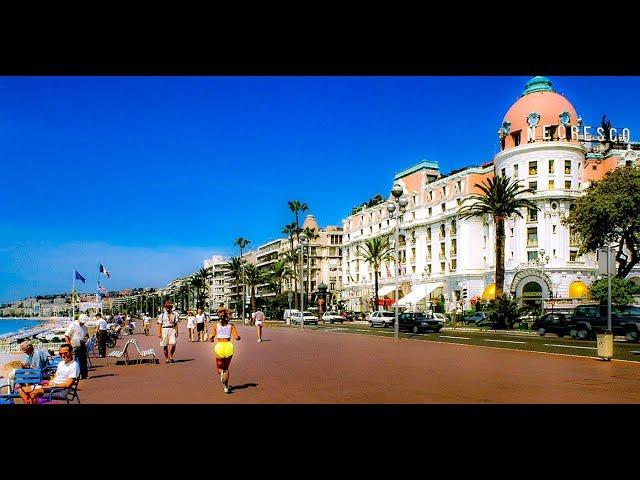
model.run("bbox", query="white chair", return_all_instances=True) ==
[106,340,133,365]
[130,339,158,364]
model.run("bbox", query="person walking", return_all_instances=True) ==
[157,301,179,363]
[65,314,89,379]
[143,313,151,336]
[186,310,196,342]
[195,308,206,342]
[254,307,265,342]
[95,312,108,358]
[209,307,241,393]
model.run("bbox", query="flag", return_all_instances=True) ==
[99,263,111,278]
[74,270,86,284]
[99,286,107,294]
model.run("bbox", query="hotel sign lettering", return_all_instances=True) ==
[526,125,631,143]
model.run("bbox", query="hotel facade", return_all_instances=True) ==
[341,76,640,313]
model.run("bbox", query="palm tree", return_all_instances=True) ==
[233,237,251,320]
[458,174,539,298]
[282,222,299,303]
[243,264,265,314]
[224,257,244,313]
[302,226,320,301]
[358,237,394,312]
[190,267,210,309]
[268,260,287,295]
[288,200,309,234]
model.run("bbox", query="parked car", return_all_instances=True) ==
[283,309,300,321]
[290,311,319,325]
[571,304,640,341]
[432,312,448,323]
[463,312,488,325]
[399,312,444,334]
[532,313,572,337]
[321,311,344,324]
[368,311,396,328]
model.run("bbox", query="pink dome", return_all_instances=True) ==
[500,77,579,151]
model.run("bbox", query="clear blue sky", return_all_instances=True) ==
[1,76,638,303]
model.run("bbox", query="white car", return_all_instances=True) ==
[432,313,447,322]
[368,311,396,328]
[290,311,319,325]
[321,312,344,324]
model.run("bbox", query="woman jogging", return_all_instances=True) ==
[209,307,241,394]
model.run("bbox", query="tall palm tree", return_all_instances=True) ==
[288,200,309,234]
[243,264,265,314]
[302,226,320,300]
[190,267,210,309]
[268,260,287,295]
[224,257,243,312]
[281,222,299,303]
[358,237,394,312]
[458,174,539,298]
[233,237,251,319]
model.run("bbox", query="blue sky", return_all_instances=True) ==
[1,76,638,302]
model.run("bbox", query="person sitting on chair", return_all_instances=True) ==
[17,344,79,404]
[19,340,50,369]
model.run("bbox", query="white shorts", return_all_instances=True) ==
[255,321,263,326]
[160,327,177,346]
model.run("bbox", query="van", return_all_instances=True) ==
[283,309,300,321]
[571,304,640,341]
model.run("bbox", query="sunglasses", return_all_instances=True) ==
[60,351,72,356]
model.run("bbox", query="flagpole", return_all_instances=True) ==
[97,261,101,313]
[72,268,76,320]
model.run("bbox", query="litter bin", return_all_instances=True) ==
[596,331,614,360]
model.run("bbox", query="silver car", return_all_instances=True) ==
[321,312,344,324]
[368,311,396,328]
[291,311,319,325]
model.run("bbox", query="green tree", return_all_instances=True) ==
[282,222,299,303]
[588,277,640,305]
[489,295,524,329]
[458,175,538,298]
[243,263,266,314]
[563,166,640,278]
[224,257,244,313]
[190,267,211,309]
[357,237,394,312]
[268,260,288,295]
[288,200,308,307]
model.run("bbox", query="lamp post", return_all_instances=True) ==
[241,262,246,325]
[537,248,551,314]
[299,232,308,330]
[387,184,408,340]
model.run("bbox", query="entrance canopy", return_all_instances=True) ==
[377,285,395,297]
[397,282,444,307]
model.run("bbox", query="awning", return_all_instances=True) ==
[397,282,445,307]
[568,281,588,298]
[481,283,496,300]
[376,285,396,297]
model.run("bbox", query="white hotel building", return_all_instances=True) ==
[341,76,640,313]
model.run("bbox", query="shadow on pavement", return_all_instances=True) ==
[86,373,116,379]
[230,383,258,390]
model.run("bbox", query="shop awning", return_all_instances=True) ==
[568,281,588,298]
[376,285,396,297]
[481,283,496,300]
[397,282,445,307]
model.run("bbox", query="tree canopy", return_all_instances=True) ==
[588,277,640,305]
[563,166,640,277]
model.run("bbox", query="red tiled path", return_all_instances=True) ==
[79,324,640,403]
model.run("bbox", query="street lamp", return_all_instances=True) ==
[299,232,308,330]
[241,262,246,325]
[387,184,409,340]
[537,248,551,313]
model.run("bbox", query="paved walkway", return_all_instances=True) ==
[78,323,640,403]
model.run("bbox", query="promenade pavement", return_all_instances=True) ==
[76,322,640,404]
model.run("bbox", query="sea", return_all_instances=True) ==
[0,319,44,337]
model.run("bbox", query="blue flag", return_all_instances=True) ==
[74,269,86,284]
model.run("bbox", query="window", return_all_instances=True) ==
[330,282,335,291]
[411,266,416,274]
[451,259,457,271]
[440,224,446,237]
[501,168,506,177]
[450,219,457,235]
[428,207,432,216]
[510,228,514,237]
[440,261,446,273]
[426,245,432,259]
[548,180,555,190]
[442,186,447,197]
[529,161,537,175]
[457,180,462,191]
[552,249,556,256]
[528,250,538,262]
[513,164,519,178]
[512,131,521,146]
[426,263,431,275]
[527,227,538,246]
[564,160,572,174]
[552,225,556,234]
[569,250,577,261]
[564,180,572,190]
[529,181,537,192]
[528,208,537,222]
[451,239,457,255]
[429,191,433,201]
[441,203,446,213]
[440,243,445,256]
[427,227,431,240]
[592,165,597,171]
[548,159,555,174]
[457,198,462,206]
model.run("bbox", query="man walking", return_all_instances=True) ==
[254,307,265,342]
[95,312,108,358]
[157,300,179,363]
[65,314,89,379]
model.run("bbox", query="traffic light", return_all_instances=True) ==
[462,288,468,300]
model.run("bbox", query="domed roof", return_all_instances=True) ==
[568,281,589,298]
[499,77,579,151]
[302,214,319,231]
